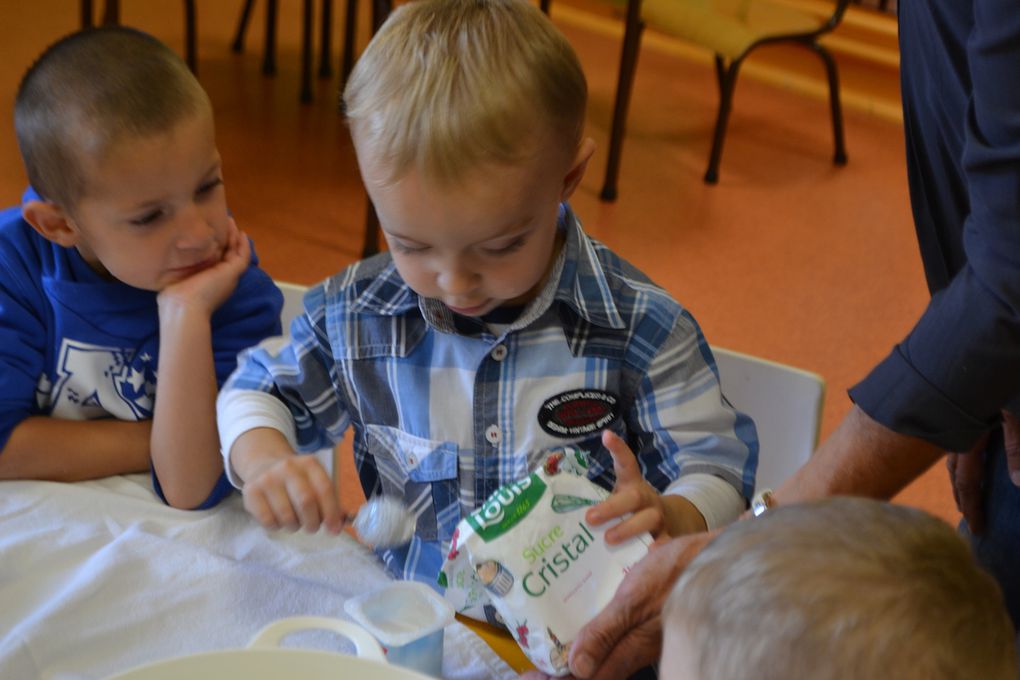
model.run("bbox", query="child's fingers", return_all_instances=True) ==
[233,228,252,264]
[263,483,301,531]
[285,475,324,532]
[602,430,641,488]
[586,487,642,526]
[604,508,663,545]
[244,485,297,530]
[242,489,278,529]
[306,463,345,534]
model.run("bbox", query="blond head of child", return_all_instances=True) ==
[343,0,596,318]
[15,27,230,292]
[661,496,1017,679]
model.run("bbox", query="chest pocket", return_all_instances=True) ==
[365,425,459,541]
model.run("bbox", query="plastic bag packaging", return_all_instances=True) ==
[439,448,651,676]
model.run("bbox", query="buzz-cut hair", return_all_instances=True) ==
[14,26,210,210]
[664,496,1018,680]
[342,0,587,186]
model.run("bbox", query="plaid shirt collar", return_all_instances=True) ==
[348,204,626,332]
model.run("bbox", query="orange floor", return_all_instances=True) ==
[0,0,954,531]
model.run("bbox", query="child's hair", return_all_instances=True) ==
[342,0,587,186]
[15,26,210,210]
[664,496,1017,680]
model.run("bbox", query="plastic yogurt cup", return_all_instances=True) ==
[343,581,454,677]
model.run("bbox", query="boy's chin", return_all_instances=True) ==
[445,300,494,317]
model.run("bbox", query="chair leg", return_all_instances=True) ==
[301,0,314,102]
[232,0,256,52]
[319,0,333,78]
[340,0,358,90]
[184,0,198,74]
[704,58,742,185]
[263,0,278,75]
[362,197,380,258]
[810,42,847,166]
[102,0,119,25]
[81,0,94,28]
[540,0,551,14]
[599,0,645,203]
[713,55,725,94]
[370,0,391,33]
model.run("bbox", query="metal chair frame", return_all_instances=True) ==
[598,0,850,196]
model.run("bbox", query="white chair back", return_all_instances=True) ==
[276,281,309,336]
[713,347,825,490]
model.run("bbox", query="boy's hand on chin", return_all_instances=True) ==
[158,218,251,318]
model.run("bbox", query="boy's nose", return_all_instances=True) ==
[437,261,479,296]
[176,207,215,250]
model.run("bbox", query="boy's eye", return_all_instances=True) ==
[196,177,223,196]
[392,241,429,255]
[483,237,525,256]
[130,209,166,226]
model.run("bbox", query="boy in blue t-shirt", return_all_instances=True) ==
[217,0,757,586]
[0,27,283,509]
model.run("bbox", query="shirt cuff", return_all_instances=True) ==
[216,389,298,488]
[849,345,992,452]
[665,473,745,530]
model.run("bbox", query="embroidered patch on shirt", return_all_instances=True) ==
[538,389,619,438]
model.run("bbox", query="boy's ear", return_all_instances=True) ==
[559,137,597,202]
[22,200,80,248]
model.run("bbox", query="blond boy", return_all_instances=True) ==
[662,497,1018,679]
[218,0,757,588]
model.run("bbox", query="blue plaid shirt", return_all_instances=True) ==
[223,205,758,586]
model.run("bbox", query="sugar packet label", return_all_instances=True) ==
[439,448,650,676]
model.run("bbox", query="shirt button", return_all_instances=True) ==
[406,453,418,467]
[490,345,508,361]
[485,425,501,445]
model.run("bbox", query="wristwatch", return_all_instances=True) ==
[751,489,776,517]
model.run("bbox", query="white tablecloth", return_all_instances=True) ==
[0,474,515,680]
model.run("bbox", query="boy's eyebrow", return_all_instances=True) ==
[388,217,533,245]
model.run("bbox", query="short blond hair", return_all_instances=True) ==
[343,0,587,185]
[15,26,209,210]
[664,497,1017,680]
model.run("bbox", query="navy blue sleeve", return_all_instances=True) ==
[851,0,1020,451]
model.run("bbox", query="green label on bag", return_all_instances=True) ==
[551,494,598,513]
[467,475,547,541]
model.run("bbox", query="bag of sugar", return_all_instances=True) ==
[439,448,651,676]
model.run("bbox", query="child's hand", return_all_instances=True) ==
[158,218,251,318]
[585,430,668,545]
[241,453,346,534]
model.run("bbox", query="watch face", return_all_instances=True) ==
[752,490,775,517]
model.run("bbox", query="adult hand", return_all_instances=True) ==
[520,530,716,680]
[947,410,1020,534]
[947,432,988,534]
[1005,411,1020,486]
